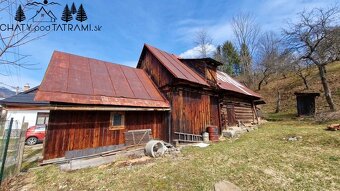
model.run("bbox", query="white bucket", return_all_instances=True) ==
[202,132,209,143]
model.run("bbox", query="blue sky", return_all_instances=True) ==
[0,0,337,89]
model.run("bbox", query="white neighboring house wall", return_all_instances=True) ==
[5,110,49,129]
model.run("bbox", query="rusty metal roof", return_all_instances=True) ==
[35,51,170,108]
[144,44,209,86]
[143,44,261,99]
[217,71,262,99]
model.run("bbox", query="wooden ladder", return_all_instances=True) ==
[174,132,203,143]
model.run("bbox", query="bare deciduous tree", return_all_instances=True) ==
[194,29,213,58]
[255,31,281,90]
[232,13,261,75]
[284,6,340,111]
[0,0,44,75]
[295,60,313,90]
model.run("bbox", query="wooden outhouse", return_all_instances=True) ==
[294,92,320,116]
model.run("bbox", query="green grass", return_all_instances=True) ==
[21,147,43,172]
[5,119,340,191]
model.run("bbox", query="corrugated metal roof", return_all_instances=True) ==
[35,51,170,108]
[217,71,262,99]
[0,87,49,106]
[144,44,209,86]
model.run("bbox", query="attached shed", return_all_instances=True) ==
[35,51,170,160]
[294,92,320,116]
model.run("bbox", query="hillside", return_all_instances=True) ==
[0,87,15,99]
[257,61,340,114]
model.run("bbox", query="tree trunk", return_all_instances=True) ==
[258,79,264,90]
[275,91,281,113]
[318,65,336,111]
[302,76,310,90]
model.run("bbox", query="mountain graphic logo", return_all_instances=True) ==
[31,6,57,22]
[14,1,90,24]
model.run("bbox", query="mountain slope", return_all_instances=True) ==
[0,87,15,99]
[258,61,340,113]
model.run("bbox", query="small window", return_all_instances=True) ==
[36,112,49,125]
[109,112,125,130]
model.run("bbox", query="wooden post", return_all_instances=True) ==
[0,118,13,184]
[275,91,281,113]
[16,122,28,174]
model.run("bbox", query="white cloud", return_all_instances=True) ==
[119,60,138,67]
[179,44,216,58]
[175,21,234,45]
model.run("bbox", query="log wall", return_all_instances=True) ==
[220,96,256,129]
[44,110,168,160]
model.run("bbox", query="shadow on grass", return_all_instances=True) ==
[21,147,43,172]
[265,112,297,121]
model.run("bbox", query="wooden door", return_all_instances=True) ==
[227,104,236,126]
[220,104,228,130]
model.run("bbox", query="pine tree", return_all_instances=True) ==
[222,41,240,75]
[239,43,251,75]
[61,5,72,22]
[76,4,87,22]
[71,2,77,14]
[15,5,26,22]
[214,41,240,75]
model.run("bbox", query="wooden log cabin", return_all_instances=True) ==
[36,44,264,160]
[137,44,263,138]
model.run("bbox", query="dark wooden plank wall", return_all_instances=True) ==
[171,89,219,135]
[181,60,217,85]
[139,51,173,88]
[44,110,168,160]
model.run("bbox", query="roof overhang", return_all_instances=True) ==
[179,58,223,66]
[294,92,320,97]
[21,104,171,111]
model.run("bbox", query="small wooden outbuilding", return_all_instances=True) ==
[294,92,320,116]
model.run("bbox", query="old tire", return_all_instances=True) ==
[26,137,38,145]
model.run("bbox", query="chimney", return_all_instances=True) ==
[23,83,30,91]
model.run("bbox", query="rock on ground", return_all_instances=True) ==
[214,180,241,191]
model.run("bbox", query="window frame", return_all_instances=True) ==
[109,112,125,130]
[35,112,49,125]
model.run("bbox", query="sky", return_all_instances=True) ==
[0,0,338,90]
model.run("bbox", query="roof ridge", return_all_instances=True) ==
[144,44,208,86]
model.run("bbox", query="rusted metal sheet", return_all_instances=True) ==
[35,51,170,108]
[216,71,262,99]
[144,44,209,86]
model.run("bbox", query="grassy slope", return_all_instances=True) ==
[5,118,340,191]
[258,61,340,113]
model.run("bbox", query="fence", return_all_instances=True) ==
[0,118,27,185]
